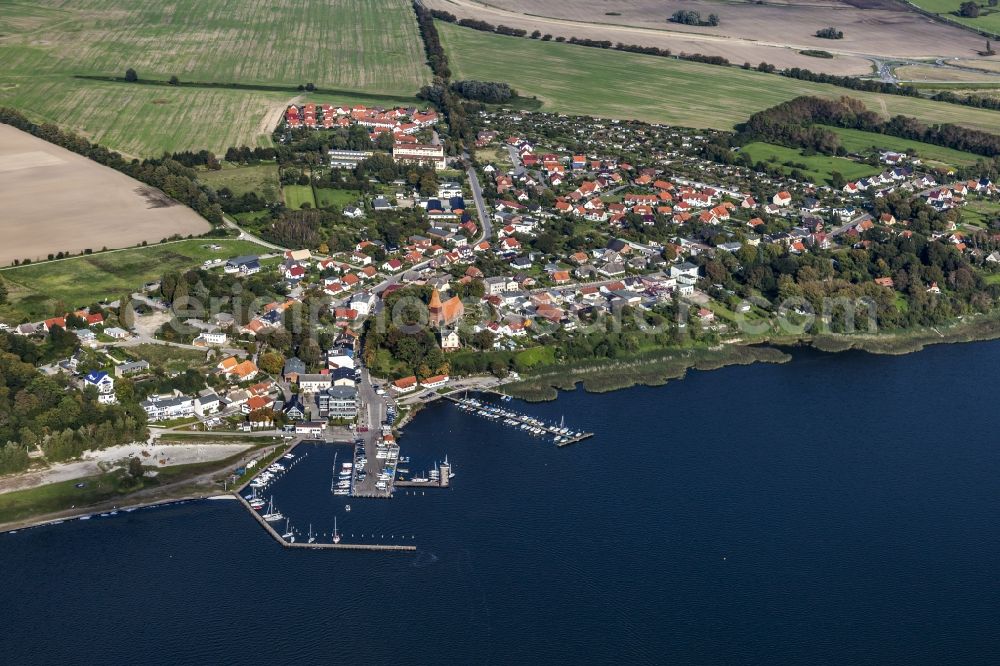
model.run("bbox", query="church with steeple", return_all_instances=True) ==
[428,288,464,326]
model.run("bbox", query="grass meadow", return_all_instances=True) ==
[0,239,266,321]
[822,126,985,169]
[741,142,882,184]
[200,163,281,201]
[907,0,1000,35]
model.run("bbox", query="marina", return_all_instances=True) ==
[444,394,594,446]
[229,388,588,552]
[237,494,415,552]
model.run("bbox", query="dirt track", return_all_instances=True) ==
[427,0,990,73]
[0,125,208,266]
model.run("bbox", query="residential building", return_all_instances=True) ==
[318,386,358,419]
[392,143,446,170]
[141,395,195,422]
[298,374,331,393]
[114,360,150,377]
[83,371,116,405]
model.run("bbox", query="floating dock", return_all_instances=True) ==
[442,394,593,446]
[235,495,416,552]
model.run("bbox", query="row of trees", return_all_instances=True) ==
[669,11,719,27]
[414,3,475,151]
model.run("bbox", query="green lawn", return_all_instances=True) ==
[200,163,280,201]
[0,239,266,322]
[907,0,1000,36]
[0,0,429,156]
[283,185,317,210]
[961,198,1000,225]
[741,142,880,184]
[437,21,1000,132]
[823,126,984,169]
[0,472,134,525]
[315,188,363,209]
[126,344,208,372]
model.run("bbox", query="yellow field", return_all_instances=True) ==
[426,0,987,74]
[895,65,1000,83]
[0,124,209,267]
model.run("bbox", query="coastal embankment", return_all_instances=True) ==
[504,311,1000,401]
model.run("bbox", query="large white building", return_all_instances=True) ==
[141,395,195,422]
[392,143,446,170]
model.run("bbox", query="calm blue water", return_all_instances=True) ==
[2,342,999,665]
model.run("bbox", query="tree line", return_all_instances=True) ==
[669,11,719,27]
[737,96,1000,158]
[414,2,475,151]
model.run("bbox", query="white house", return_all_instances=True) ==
[298,374,331,394]
[194,390,222,417]
[83,371,116,404]
[195,331,228,346]
[141,395,195,421]
[669,262,700,279]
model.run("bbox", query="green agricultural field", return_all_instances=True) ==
[960,198,1000,225]
[821,126,984,169]
[0,239,267,322]
[315,188,363,209]
[200,163,281,201]
[437,22,1000,133]
[741,142,881,184]
[283,185,317,209]
[0,0,429,156]
[907,0,1000,36]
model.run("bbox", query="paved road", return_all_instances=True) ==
[465,161,493,243]
[506,145,526,177]
[223,215,287,252]
[829,213,874,237]
[352,362,393,496]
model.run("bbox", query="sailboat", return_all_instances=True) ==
[307,523,316,544]
[282,518,294,541]
[333,517,341,544]
[444,455,456,479]
[262,497,284,522]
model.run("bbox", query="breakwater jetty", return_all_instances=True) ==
[236,495,416,552]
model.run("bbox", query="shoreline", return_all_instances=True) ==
[503,312,1000,401]
[6,314,999,530]
[0,441,282,533]
[0,492,214,536]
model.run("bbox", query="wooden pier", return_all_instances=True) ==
[395,479,447,488]
[555,432,594,447]
[236,495,416,552]
[441,394,594,446]
[234,438,304,494]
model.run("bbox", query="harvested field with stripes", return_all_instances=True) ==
[0,0,429,156]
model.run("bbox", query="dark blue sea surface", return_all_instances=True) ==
[2,343,999,665]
